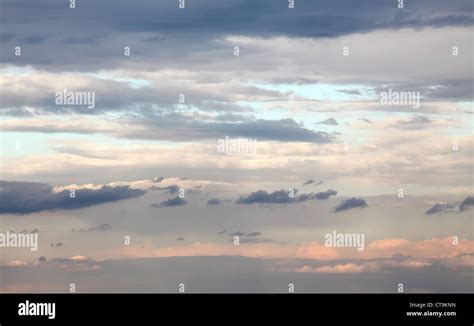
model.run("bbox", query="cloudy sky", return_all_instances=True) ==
[0,0,473,293]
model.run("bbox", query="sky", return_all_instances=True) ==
[0,0,473,293]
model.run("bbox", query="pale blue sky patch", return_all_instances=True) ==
[0,65,35,76]
[242,82,377,102]
[83,72,152,89]
[0,130,190,160]
[1,131,55,158]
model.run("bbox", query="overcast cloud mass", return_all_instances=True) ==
[0,0,473,293]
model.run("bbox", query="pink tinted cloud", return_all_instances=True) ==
[98,237,474,262]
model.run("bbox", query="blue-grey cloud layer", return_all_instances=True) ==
[1,0,472,70]
[0,181,145,214]
[4,255,473,293]
[151,196,187,208]
[3,115,334,143]
[426,196,474,214]
[334,197,368,212]
[237,189,337,204]
[459,196,474,211]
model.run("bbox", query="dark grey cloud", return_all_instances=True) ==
[3,113,334,144]
[151,196,187,208]
[207,198,221,206]
[359,118,373,124]
[318,118,338,126]
[459,196,474,212]
[0,181,145,214]
[425,197,473,214]
[426,203,455,215]
[165,117,333,143]
[1,0,471,71]
[73,224,113,232]
[236,189,337,204]
[302,180,324,188]
[334,197,368,212]
[236,189,294,204]
[231,231,246,236]
[97,224,112,231]
[246,232,262,237]
[314,189,337,200]
[176,237,184,241]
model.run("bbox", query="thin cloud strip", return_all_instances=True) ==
[236,189,337,204]
[0,115,334,143]
[99,237,474,261]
